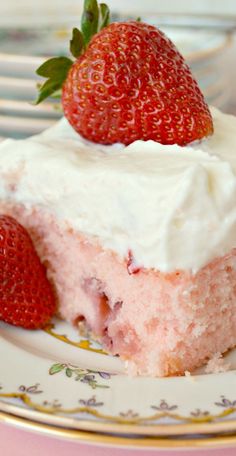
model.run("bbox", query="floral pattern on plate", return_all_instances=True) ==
[1,317,236,434]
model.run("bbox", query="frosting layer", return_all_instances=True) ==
[0,107,235,272]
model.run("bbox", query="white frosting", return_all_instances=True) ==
[0,107,236,273]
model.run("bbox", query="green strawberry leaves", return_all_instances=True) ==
[99,3,110,30]
[35,57,73,104]
[35,0,110,104]
[81,0,99,46]
[70,28,85,58]
[36,57,73,79]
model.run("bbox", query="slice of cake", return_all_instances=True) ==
[0,0,235,377]
[0,106,236,376]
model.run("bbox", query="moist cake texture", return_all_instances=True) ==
[0,107,236,376]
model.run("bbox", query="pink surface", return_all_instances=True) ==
[0,422,236,456]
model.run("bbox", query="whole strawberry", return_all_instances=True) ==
[36,0,213,146]
[0,215,56,329]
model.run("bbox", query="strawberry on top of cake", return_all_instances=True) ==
[35,0,213,146]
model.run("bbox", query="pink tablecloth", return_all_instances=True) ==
[1,422,236,456]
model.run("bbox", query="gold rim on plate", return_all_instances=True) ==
[2,394,236,438]
[1,409,236,450]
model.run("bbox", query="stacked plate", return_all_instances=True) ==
[0,20,234,140]
[1,17,236,453]
[2,316,236,451]
[2,314,236,451]
[0,55,61,140]
[0,27,67,140]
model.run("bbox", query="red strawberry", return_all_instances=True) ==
[62,21,213,146]
[36,1,213,146]
[0,215,56,329]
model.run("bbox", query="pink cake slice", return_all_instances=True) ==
[1,202,236,377]
[0,107,236,376]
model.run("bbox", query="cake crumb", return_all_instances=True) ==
[205,353,231,374]
[184,370,196,382]
[184,370,191,377]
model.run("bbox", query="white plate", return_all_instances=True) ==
[0,76,39,100]
[1,316,236,450]
[0,26,231,67]
[0,53,44,79]
[0,99,61,118]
